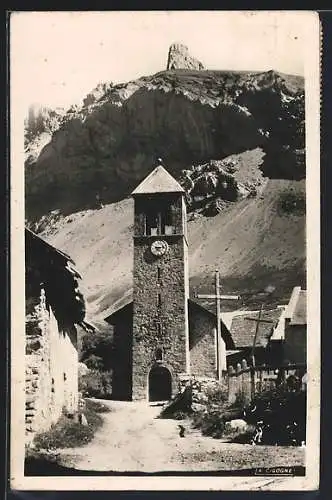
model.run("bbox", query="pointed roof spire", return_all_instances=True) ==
[132,160,184,195]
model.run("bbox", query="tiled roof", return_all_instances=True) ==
[104,295,233,347]
[230,308,283,349]
[132,165,184,195]
[105,296,224,323]
[104,295,133,324]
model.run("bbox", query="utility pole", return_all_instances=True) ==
[196,270,240,380]
[244,304,274,368]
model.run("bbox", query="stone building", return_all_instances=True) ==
[25,228,93,444]
[105,165,232,402]
[283,287,307,364]
[269,286,307,365]
[228,308,284,367]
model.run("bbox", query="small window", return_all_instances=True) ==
[155,348,163,361]
[157,292,162,308]
[157,322,162,335]
[157,267,161,281]
[164,224,174,235]
[145,203,174,235]
[146,212,160,236]
[161,205,174,235]
[63,373,67,381]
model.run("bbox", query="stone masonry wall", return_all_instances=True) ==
[111,310,133,401]
[178,374,227,410]
[189,307,217,378]
[49,312,79,418]
[132,193,189,400]
[25,287,78,444]
[132,236,189,400]
[25,289,51,442]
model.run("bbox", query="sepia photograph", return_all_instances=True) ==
[10,10,320,491]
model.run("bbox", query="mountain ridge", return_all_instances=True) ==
[25,68,304,221]
[25,63,306,319]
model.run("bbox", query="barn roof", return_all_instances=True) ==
[26,227,77,268]
[25,228,94,332]
[132,165,184,195]
[230,308,283,349]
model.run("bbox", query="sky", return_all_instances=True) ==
[10,11,316,111]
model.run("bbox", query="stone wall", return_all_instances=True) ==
[111,307,133,401]
[178,374,227,408]
[25,287,78,444]
[132,235,189,399]
[132,193,189,400]
[189,307,217,378]
[25,290,51,442]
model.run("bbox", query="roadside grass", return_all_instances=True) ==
[26,399,110,456]
[182,444,305,471]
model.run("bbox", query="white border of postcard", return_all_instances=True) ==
[10,10,321,491]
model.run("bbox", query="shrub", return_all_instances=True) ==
[192,409,226,439]
[204,383,229,407]
[84,354,104,371]
[243,385,306,444]
[226,426,256,444]
[80,329,114,371]
[233,389,248,409]
[85,399,110,413]
[190,383,231,439]
[159,386,193,419]
[32,399,109,451]
[78,369,112,399]
[278,189,305,216]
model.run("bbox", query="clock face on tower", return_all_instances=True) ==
[150,240,169,257]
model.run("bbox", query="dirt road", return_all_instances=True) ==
[58,399,305,473]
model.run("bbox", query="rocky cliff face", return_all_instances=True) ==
[25,68,304,221]
[166,43,204,70]
[25,105,66,167]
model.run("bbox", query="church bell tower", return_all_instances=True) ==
[131,163,190,401]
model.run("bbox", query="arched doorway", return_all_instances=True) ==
[148,365,172,402]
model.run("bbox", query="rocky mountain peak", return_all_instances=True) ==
[166,42,204,71]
